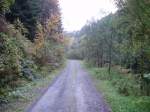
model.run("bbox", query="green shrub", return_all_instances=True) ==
[88,66,141,96]
[0,0,15,14]
[0,33,23,87]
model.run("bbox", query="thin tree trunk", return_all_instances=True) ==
[108,28,113,74]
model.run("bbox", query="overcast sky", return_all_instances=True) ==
[59,0,117,32]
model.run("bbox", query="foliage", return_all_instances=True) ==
[6,0,41,41]
[0,0,64,107]
[73,0,150,95]
[88,66,140,96]
[67,37,84,60]
[0,33,22,88]
[87,65,150,112]
[0,0,15,14]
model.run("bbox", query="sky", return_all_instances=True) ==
[59,0,117,32]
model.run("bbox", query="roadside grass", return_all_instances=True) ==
[85,65,150,112]
[1,65,65,112]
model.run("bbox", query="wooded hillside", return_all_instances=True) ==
[0,0,64,105]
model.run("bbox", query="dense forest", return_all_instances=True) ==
[68,0,150,96]
[0,0,150,111]
[0,0,65,108]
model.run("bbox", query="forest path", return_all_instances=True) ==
[28,60,111,112]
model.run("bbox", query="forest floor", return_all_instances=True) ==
[27,60,111,112]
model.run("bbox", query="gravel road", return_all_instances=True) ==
[28,60,111,112]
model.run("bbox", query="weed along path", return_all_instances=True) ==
[28,60,111,112]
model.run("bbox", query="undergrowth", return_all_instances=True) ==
[86,64,150,112]
[0,65,64,112]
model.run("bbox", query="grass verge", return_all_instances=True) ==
[85,65,150,112]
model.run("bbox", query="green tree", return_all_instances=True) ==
[6,0,41,41]
[0,0,15,14]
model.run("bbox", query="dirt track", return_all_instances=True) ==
[28,60,111,112]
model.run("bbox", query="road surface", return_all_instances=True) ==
[28,60,111,112]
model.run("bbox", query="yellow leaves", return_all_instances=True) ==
[63,35,74,47]
[34,23,45,54]
[43,13,62,41]
[47,14,59,30]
